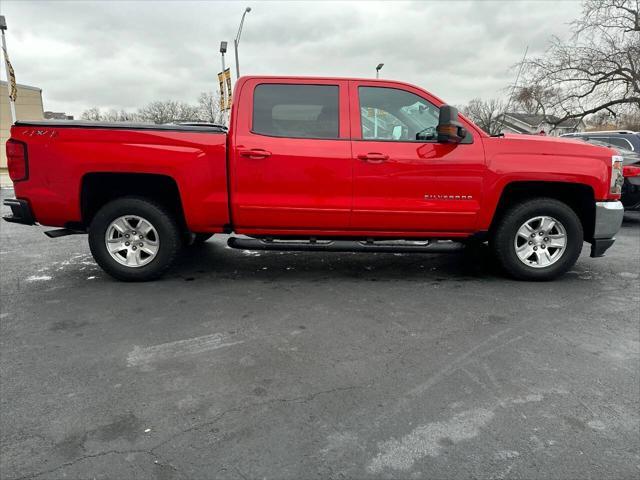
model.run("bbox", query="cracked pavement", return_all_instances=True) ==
[1,189,639,479]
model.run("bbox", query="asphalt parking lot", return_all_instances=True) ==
[1,189,639,480]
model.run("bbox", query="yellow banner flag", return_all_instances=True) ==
[217,71,225,111]
[224,68,232,110]
[2,44,17,102]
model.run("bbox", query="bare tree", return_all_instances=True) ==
[587,104,640,129]
[80,107,140,122]
[103,109,141,122]
[512,86,559,115]
[82,95,217,124]
[461,98,506,135]
[577,0,639,32]
[197,91,223,123]
[519,0,640,126]
[81,107,103,121]
[137,100,200,124]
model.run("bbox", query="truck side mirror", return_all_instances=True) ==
[437,105,467,144]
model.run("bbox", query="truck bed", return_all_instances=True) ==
[9,120,230,233]
[15,120,227,133]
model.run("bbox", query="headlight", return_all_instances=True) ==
[611,155,624,194]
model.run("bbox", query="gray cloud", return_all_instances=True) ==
[0,0,581,116]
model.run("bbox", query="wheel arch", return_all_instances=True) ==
[79,172,186,230]
[489,181,596,240]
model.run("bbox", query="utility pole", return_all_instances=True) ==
[0,15,17,124]
[234,7,251,80]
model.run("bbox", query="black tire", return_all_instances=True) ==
[491,197,583,281]
[88,197,182,281]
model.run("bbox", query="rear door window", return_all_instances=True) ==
[253,84,339,139]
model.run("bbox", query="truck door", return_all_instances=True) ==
[230,79,352,232]
[349,81,485,233]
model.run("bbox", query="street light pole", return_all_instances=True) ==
[234,7,252,80]
[220,42,228,80]
[374,63,383,137]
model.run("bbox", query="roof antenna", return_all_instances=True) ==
[495,45,528,136]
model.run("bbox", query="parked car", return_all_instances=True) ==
[561,130,640,152]
[561,132,640,210]
[4,76,624,281]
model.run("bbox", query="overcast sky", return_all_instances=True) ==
[0,0,582,117]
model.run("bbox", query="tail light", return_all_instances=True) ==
[6,139,28,182]
[610,155,623,195]
[623,165,640,177]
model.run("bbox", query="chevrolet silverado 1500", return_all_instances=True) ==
[3,76,625,281]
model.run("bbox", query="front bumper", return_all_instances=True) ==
[590,200,624,257]
[3,199,36,225]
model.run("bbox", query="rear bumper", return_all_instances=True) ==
[3,199,36,225]
[590,200,623,257]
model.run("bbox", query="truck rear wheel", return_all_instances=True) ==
[88,197,182,281]
[491,198,583,281]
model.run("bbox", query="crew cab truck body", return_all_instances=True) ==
[4,76,625,281]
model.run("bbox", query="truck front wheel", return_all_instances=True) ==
[491,198,583,281]
[88,197,182,281]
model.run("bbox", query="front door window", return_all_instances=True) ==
[359,86,440,142]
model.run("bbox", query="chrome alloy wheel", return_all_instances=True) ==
[104,215,159,268]
[514,215,567,268]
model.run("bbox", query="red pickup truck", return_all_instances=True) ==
[4,76,625,281]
